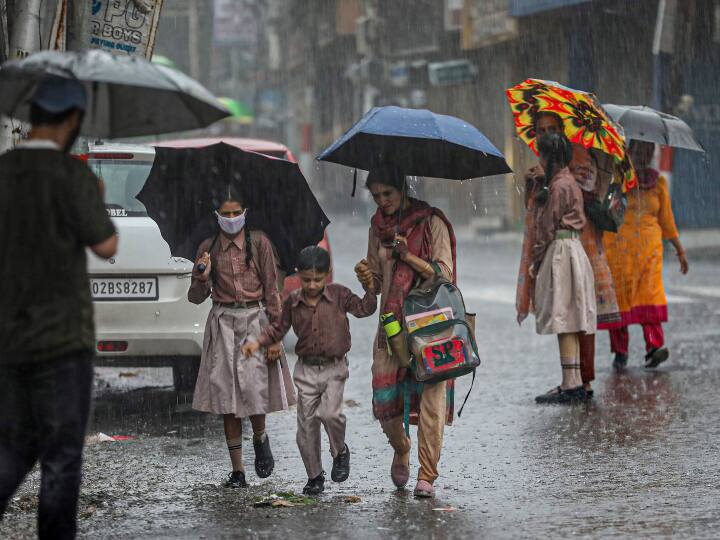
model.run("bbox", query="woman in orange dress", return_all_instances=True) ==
[603,140,689,369]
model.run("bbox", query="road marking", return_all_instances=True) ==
[666,295,696,304]
[668,285,720,299]
[461,288,699,306]
[462,286,517,305]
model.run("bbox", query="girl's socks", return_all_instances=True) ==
[227,437,244,472]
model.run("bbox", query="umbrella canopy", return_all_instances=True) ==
[317,106,511,180]
[0,49,229,138]
[603,104,704,152]
[136,143,329,274]
[218,97,254,124]
[506,78,635,190]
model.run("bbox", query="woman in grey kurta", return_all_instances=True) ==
[188,194,295,488]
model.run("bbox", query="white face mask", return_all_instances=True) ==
[215,210,246,235]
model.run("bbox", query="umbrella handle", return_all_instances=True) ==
[392,176,407,260]
[195,233,220,274]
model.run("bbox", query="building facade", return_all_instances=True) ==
[151,0,720,230]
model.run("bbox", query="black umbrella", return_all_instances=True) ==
[137,143,329,274]
[0,49,229,138]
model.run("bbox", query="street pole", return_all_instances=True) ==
[0,0,9,61]
[652,0,676,112]
[0,0,43,153]
[187,0,200,81]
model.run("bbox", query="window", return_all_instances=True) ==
[89,160,153,217]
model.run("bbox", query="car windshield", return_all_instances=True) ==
[88,159,153,217]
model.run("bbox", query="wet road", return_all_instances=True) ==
[3,215,720,539]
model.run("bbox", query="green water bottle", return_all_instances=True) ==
[381,312,411,367]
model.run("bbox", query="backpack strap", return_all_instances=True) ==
[207,233,221,284]
[248,230,286,293]
[457,369,475,418]
[403,376,411,437]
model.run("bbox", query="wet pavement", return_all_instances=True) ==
[3,215,720,539]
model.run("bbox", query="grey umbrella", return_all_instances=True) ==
[604,104,704,152]
[0,49,229,138]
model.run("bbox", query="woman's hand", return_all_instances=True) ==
[355,259,374,290]
[195,252,211,282]
[677,250,689,275]
[394,234,409,260]
[266,342,282,363]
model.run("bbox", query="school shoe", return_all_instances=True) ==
[413,480,435,498]
[253,434,274,478]
[331,444,350,483]
[303,472,325,495]
[225,470,248,488]
[644,347,669,369]
[535,386,587,404]
[613,353,628,371]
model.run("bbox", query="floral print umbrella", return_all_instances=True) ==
[506,78,636,190]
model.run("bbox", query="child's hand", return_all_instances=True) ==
[242,341,260,358]
[266,343,282,363]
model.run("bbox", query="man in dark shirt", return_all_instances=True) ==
[243,246,376,496]
[0,78,117,540]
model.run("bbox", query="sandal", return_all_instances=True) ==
[390,437,411,488]
[644,347,669,369]
[413,479,434,498]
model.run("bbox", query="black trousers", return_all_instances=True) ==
[0,352,93,540]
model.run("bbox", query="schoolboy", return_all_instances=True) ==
[243,246,376,494]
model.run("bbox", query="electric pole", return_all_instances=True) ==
[0,0,44,153]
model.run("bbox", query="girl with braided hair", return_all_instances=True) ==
[526,132,597,404]
[188,189,295,488]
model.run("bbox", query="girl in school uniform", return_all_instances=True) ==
[528,132,597,404]
[188,190,295,488]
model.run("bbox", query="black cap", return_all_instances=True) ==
[31,77,87,113]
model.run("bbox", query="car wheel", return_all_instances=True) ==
[173,357,200,392]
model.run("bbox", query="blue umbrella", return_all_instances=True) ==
[316,106,512,180]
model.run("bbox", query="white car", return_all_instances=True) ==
[84,138,309,390]
[85,141,209,390]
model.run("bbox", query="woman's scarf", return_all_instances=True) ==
[637,167,659,190]
[371,198,457,321]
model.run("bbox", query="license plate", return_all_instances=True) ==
[91,277,158,301]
